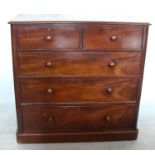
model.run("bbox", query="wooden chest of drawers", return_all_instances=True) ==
[9,15,150,143]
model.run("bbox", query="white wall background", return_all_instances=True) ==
[0,0,154,105]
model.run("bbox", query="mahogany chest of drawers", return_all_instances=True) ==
[9,15,150,143]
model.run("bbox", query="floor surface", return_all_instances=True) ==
[0,102,155,150]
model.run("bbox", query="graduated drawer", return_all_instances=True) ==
[22,104,135,133]
[15,25,80,49]
[18,51,142,76]
[20,77,138,103]
[83,26,144,50]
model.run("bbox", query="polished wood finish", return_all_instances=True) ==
[16,25,80,49]
[20,77,138,103]
[22,104,135,133]
[18,52,142,76]
[17,130,138,143]
[83,26,144,50]
[9,15,149,143]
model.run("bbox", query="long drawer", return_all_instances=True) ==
[22,104,135,133]
[20,77,138,103]
[18,51,142,76]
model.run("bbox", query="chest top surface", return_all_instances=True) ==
[9,14,150,25]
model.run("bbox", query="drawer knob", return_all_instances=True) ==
[46,61,53,67]
[45,35,52,41]
[47,116,54,123]
[106,87,113,94]
[105,115,111,123]
[110,35,117,41]
[47,88,53,94]
[109,61,116,67]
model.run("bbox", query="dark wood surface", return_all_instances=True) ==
[16,25,80,49]
[18,51,142,76]
[17,130,138,143]
[83,26,144,50]
[22,104,135,133]
[20,77,138,103]
[9,16,149,143]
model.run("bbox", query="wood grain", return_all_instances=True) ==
[16,25,80,49]
[9,16,149,142]
[83,26,144,50]
[18,51,142,76]
[20,77,138,103]
[17,130,138,143]
[22,104,135,133]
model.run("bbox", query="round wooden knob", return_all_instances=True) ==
[47,116,54,123]
[46,61,52,67]
[105,115,111,123]
[106,87,113,94]
[47,88,53,94]
[78,107,81,111]
[45,35,52,41]
[109,61,116,67]
[110,35,117,41]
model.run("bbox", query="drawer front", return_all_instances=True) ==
[16,25,80,49]
[83,26,143,50]
[22,105,135,133]
[20,77,138,103]
[18,52,142,76]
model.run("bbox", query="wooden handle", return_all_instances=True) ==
[109,61,116,67]
[110,35,117,41]
[47,116,54,123]
[46,61,52,67]
[47,88,53,94]
[45,35,52,41]
[105,115,111,123]
[106,87,113,94]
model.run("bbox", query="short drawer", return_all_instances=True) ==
[83,26,144,50]
[20,77,138,103]
[18,51,142,76]
[16,25,80,49]
[22,104,135,133]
